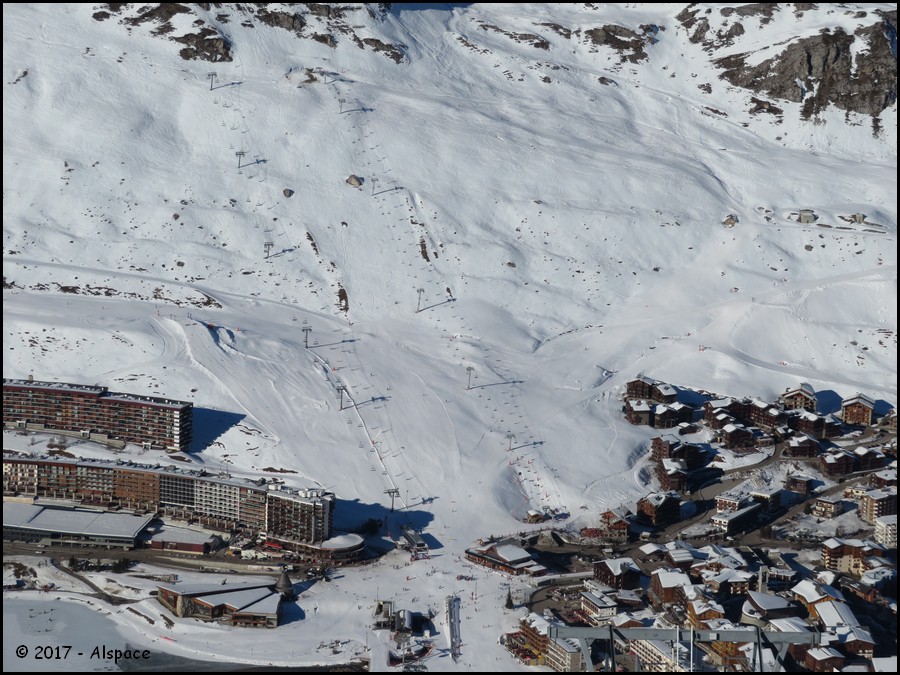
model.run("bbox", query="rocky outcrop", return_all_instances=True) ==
[716,11,897,118]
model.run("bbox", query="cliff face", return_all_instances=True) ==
[714,10,897,118]
[677,4,897,118]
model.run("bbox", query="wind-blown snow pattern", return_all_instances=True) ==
[2,3,896,671]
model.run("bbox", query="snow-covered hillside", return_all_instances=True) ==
[2,0,897,642]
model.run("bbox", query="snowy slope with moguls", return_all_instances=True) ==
[2,2,896,670]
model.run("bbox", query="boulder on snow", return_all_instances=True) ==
[283,188,294,198]
[345,174,363,188]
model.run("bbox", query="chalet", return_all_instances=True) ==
[624,399,652,426]
[833,624,875,660]
[784,473,815,496]
[594,557,641,590]
[657,458,688,492]
[687,598,724,629]
[870,468,897,489]
[599,509,630,544]
[677,421,700,435]
[780,383,817,412]
[719,423,753,449]
[798,209,817,224]
[789,410,827,439]
[841,394,875,426]
[792,580,845,621]
[853,445,885,472]
[651,436,703,469]
[651,405,679,429]
[819,450,855,478]
[812,496,844,519]
[703,568,753,598]
[804,647,844,673]
[649,568,691,606]
[747,399,785,429]
[637,491,680,527]
[465,541,546,576]
[784,435,819,458]
[626,377,677,403]
[626,376,655,400]
[652,382,678,404]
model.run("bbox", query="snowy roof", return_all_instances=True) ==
[150,527,217,545]
[784,383,816,398]
[816,601,859,629]
[2,378,191,410]
[603,557,640,575]
[707,398,733,409]
[157,580,272,596]
[653,570,691,589]
[667,549,695,564]
[875,514,897,526]
[551,637,581,654]
[662,457,687,473]
[747,591,792,612]
[834,624,874,645]
[639,543,663,555]
[711,502,760,523]
[656,383,677,396]
[629,400,652,412]
[522,612,552,635]
[689,598,723,615]
[806,647,843,661]
[494,544,532,563]
[768,617,811,633]
[320,533,364,550]
[234,591,281,616]
[581,591,617,609]
[195,586,277,612]
[642,491,678,507]
[792,580,844,604]
[3,502,153,539]
[842,393,875,408]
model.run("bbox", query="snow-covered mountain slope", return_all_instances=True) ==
[3,2,897,538]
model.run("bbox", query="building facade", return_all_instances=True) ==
[3,456,335,549]
[4,378,192,452]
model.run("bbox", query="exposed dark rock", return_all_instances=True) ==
[584,25,648,63]
[283,188,294,198]
[312,33,337,48]
[125,3,191,36]
[718,15,897,118]
[479,23,550,50]
[537,22,572,39]
[255,8,306,35]
[92,11,111,21]
[173,27,233,62]
[361,37,406,63]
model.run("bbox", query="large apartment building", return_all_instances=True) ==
[3,456,334,549]
[3,378,192,453]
